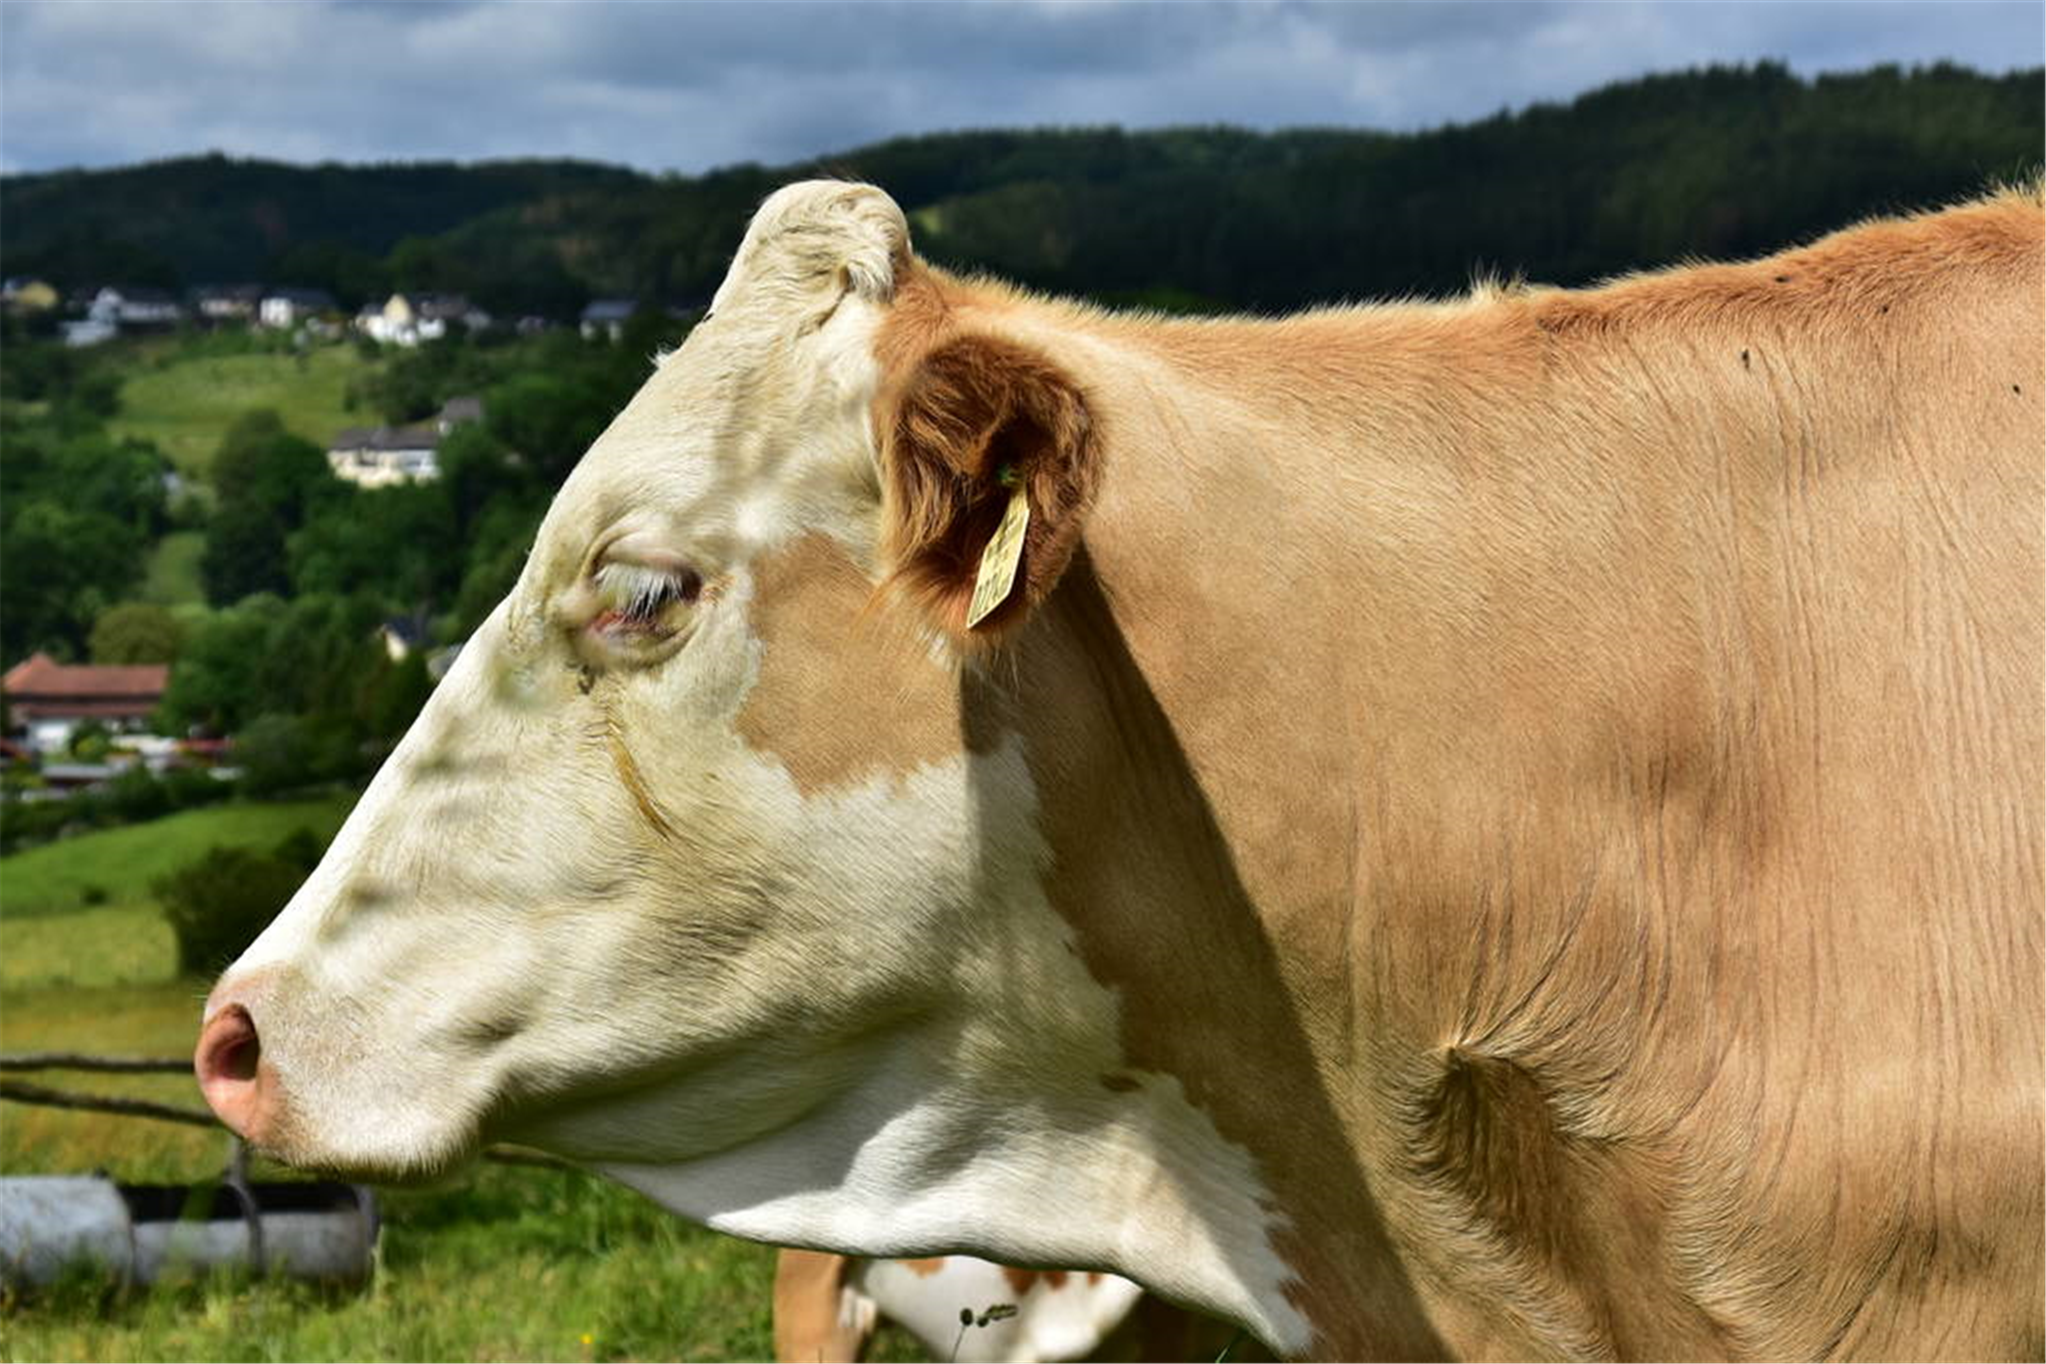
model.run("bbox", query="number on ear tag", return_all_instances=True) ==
[966,483,1031,629]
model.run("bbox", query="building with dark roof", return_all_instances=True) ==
[325,396,484,488]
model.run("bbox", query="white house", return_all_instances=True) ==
[88,285,184,329]
[580,298,637,341]
[192,284,263,323]
[357,293,489,347]
[60,318,118,348]
[324,395,483,488]
[258,287,337,329]
[325,423,441,488]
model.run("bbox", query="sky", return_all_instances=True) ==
[2,1,2040,176]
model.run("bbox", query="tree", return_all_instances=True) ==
[90,602,183,664]
[289,485,457,608]
[234,713,316,797]
[0,498,141,662]
[201,497,295,605]
[200,410,338,607]
[485,372,617,486]
[158,594,286,733]
[209,410,334,518]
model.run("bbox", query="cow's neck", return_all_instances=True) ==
[979,294,1736,1355]
[978,294,1789,1357]
[600,1001,1319,1353]
[995,546,1450,1359]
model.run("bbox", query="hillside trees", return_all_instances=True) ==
[199,410,339,606]
[0,385,170,661]
[90,602,183,664]
[4,64,2034,309]
[158,590,428,755]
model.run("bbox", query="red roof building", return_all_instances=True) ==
[3,653,168,726]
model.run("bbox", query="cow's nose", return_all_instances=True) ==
[195,1002,273,1141]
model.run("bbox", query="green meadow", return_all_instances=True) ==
[1,796,356,926]
[140,531,206,611]
[0,805,929,1362]
[110,346,372,478]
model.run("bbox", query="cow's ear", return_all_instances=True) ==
[878,333,1100,639]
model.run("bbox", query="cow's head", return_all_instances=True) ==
[194,180,1113,1186]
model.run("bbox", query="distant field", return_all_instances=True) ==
[0,794,356,922]
[2,905,175,990]
[111,344,373,477]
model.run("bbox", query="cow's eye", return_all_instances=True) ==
[589,560,703,640]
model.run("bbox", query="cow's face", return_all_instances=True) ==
[194,183,1106,1183]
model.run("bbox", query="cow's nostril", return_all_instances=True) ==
[215,1010,259,1082]
[196,1004,261,1089]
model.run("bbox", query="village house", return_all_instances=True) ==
[60,284,185,345]
[356,292,491,347]
[87,285,185,329]
[325,395,484,488]
[60,317,117,348]
[579,298,638,341]
[2,277,58,314]
[192,284,265,323]
[258,286,337,330]
[3,653,169,754]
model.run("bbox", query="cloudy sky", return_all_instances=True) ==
[2,1,2039,176]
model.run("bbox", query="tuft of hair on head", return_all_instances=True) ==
[737,180,911,305]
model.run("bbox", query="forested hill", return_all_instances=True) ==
[4,61,2039,314]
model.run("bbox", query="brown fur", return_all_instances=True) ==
[870,187,2044,1359]
[875,304,1103,640]
[737,531,984,795]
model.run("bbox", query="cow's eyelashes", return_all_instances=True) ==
[590,561,703,636]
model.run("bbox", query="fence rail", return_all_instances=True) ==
[0,1051,194,1074]
[0,1054,575,1172]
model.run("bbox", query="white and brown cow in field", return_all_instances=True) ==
[197,180,2044,1360]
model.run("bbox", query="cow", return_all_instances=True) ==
[196,179,2044,1360]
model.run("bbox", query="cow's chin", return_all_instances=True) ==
[258,1126,485,1187]
[238,1070,496,1186]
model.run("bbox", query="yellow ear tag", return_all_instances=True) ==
[966,467,1031,629]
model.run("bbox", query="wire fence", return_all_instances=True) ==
[0,1053,574,1171]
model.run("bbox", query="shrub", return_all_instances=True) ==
[153,843,310,976]
[233,714,312,798]
[271,826,325,875]
[104,764,172,823]
[161,764,231,811]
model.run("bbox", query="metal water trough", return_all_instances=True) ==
[0,1174,378,1288]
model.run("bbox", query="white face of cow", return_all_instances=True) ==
[199,183,1016,1169]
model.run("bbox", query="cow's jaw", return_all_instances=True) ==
[586,740,1315,1357]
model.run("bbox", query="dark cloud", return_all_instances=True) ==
[2,1,2038,174]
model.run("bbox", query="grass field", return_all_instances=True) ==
[141,531,207,609]
[0,977,886,1362]
[110,345,373,477]
[0,796,356,924]
[0,800,930,1362]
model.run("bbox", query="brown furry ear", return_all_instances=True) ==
[879,333,1100,638]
